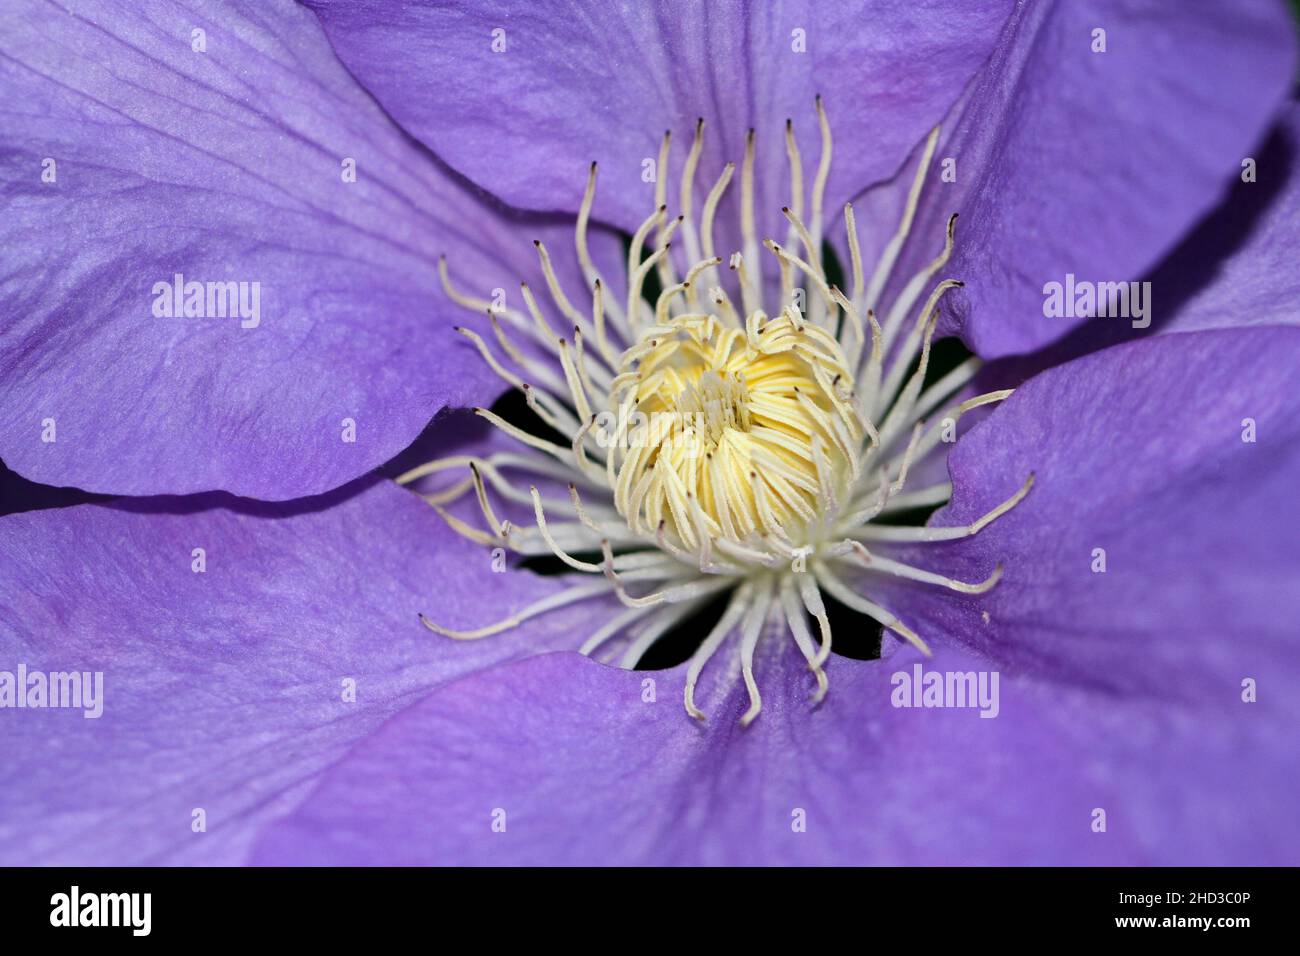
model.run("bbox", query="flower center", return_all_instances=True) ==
[608,310,860,553]
[416,97,1034,727]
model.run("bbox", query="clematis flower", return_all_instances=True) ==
[1,0,1298,866]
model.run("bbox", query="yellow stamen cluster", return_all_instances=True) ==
[605,311,861,553]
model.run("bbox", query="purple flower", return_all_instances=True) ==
[1,0,1298,865]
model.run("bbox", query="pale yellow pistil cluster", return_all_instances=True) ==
[607,309,861,557]
[408,98,1033,726]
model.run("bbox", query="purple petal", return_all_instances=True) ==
[0,480,604,864]
[304,0,1012,238]
[1156,103,1300,334]
[887,326,1300,705]
[888,0,1297,357]
[901,104,1300,399]
[252,633,1296,864]
[0,0,613,500]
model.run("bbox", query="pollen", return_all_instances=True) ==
[608,309,862,555]
[413,97,1034,726]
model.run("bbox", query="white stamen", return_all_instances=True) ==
[779,574,829,703]
[835,540,1004,594]
[419,578,615,640]
[739,577,776,726]
[851,474,1036,543]
[814,562,931,656]
[862,125,940,312]
[685,582,754,720]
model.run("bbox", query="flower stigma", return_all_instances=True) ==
[410,97,1034,726]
